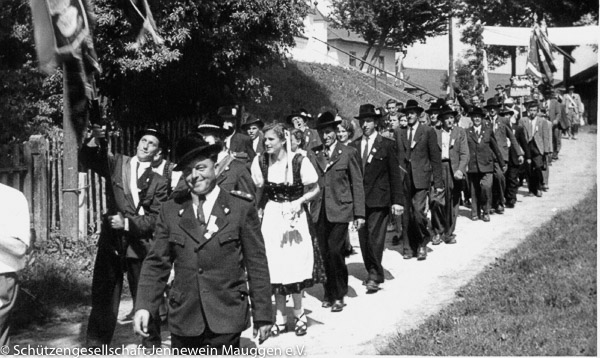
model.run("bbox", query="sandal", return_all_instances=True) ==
[294,314,308,336]
[270,323,287,337]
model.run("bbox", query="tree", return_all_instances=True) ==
[329,0,453,71]
[0,0,309,142]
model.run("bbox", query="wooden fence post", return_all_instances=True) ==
[78,172,88,238]
[29,135,48,242]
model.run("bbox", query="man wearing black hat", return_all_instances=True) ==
[172,117,256,201]
[241,114,265,156]
[493,84,508,103]
[308,111,365,311]
[466,107,504,222]
[483,97,523,214]
[431,105,469,244]
[81,127,169,349]
[287,109,322,151]
[133,134,272,351]
[350,104,403,293]
[394,99,443,260]
[426,98,445,128]
[521,99,552,197]
[501,105,530,208]
[218,105,256,163]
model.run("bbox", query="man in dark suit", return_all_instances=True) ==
[394,99,443,261]
[521,99,552,197]
[287,109,322,151]
[483,98,523,214]
[501,105,530,208]
[241,114,265,156]
[81,128,169,349]
[308,112,365,312]
[171,118,256,201]
[350,104,403,293]
[466,107,505,222]
[218,105,256,164]
[543,90,565,160]
[133,134,272,351]
[431,105,469,245]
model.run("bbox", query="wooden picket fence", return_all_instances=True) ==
[0,117,198,241]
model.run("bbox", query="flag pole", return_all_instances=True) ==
[61,63,80,241]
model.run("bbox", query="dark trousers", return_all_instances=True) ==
[432,163,462,237]
[0,273,18,346]
[468,172,493,217]
[316,208,349,301]
[358,207,389,284]
[552,126,562,155]
[402,167,430,256]
[86,233,161,348]
[491,161,506,209]
[505,164,520,205]
[527,156,544,195]
[171,329,241,354]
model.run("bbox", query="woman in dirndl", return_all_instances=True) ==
[251,123,324,337]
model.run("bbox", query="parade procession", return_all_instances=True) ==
[0,0,597,355]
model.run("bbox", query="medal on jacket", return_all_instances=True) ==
[205,215,219,240]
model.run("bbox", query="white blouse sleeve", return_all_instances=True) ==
[300,156,318,185]
[250,155,264,188]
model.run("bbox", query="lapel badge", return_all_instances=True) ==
[372,148,377,153]
[224,207,230,215]
[178,209,184,216]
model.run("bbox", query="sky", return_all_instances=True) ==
[316,1,598,80]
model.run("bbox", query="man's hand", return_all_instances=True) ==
[109,213,125,230]
[434,187,444,194]
[526,159,532,164]
[453,170,464,180]
[502,165,508,173]
[354,218,365,230]
[517,156,524,165]
[133,310,150,338]
[253,321,272,344]
[391,204,403,216]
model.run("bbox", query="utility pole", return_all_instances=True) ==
[448,16,455,97]
[61,64,79,240]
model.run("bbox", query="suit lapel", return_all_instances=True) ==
[216,154,235,184]
[436,128,442,149]
[121,156,136,210]
[178,199,206,247]
[325,142,342,171]
[209,190,230,235]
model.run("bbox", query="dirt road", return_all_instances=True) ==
[12,130,596,355]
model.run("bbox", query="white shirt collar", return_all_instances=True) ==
[192,185,221,223]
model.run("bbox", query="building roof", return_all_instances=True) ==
[327,27,397,51]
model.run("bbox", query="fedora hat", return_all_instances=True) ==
[217,105,240,121]
[196,116,227,137]
[568,85,575,90]
[495,84,504,90]
[315,111,341,129]
[134,128,169,151]
[438,104,458,118]
[483,97,502,109]
[240,114,264,130]
[523,97,539,108]
[425,98,446,114]
[401,99,424,114]
[286,109,313,124]
[173,133,222,171]
[468,106,486,117]
[354,104,382,120]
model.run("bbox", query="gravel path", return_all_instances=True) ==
[12,130,596,355]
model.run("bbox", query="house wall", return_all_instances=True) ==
[328,40,396,74]
[289,13,336,64]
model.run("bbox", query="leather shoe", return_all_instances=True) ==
[482,214,490,222]
[403,252,413,260]
[331,299,345,312]
[505,202,515,208]
[495,205,504,214]
[471,215,479,221]
[445,236,457,244]
[431,234,442,245]
[417,246,427,260]
[321,301,332,308]
[365,280,380,293]
[535,191,542,197]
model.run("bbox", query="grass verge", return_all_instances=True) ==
[380,185,597,356]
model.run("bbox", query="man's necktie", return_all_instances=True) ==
[197,195,207,226]
[362,136,369,170]
[408,127,414,145]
